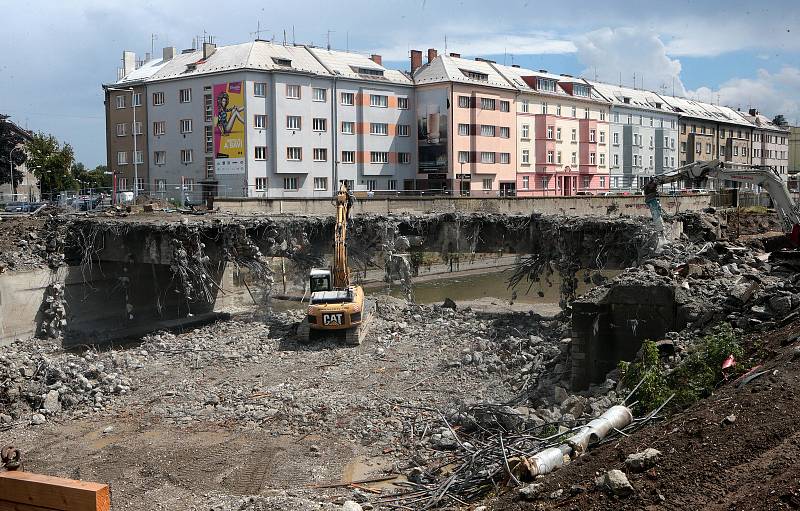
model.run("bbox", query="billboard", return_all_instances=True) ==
[213,82,246,175]
[416,87,449,173]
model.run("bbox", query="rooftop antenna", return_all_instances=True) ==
[346,31,349,52]
[672,77,675,96]
[633,72,636,89]
[619,71,622,87]
[292,25,295,45]
[445,34,448,54]
[326,30,334,50]
[151,33,158,58]
[251,21,268,40]
[283,29,287,45]
[594,66,597,81]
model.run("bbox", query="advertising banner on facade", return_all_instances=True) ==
[213,81,246,175]
[416,87,449,173]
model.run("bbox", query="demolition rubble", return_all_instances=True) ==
[0,209,797,510]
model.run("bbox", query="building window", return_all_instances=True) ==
[571,106,577,117]
[459,95,471,108]
[398,97,409,109]
[254,146,268,160]
[571,152,577,165]
[590,152,596,164]
[115,95,126,109]
[458,151,470,163]
[179,88,191,103]
[313,148,327,161]
[540,176,548,189]
[599,153,605,166]
[521,100,529,113]
[115,123,127,137]
[398,152,411,164]
[286,116,301,130]
[341,92,354,105]
[482,178,492,190]
[132,121,142,135]
[397,124,410,137]
[557,151,562,163]
[312,118,327,132]
[613,112,619,123]
[180,149,193,163]
[556,104,562,116]
[370,94,388,107]
[254,114,267,129]
[254,82,267,97]
[613,132,619,144]
[180,119,193,134]
[582,175,590,188]
[287,147,302,161]
[480,125,496,137]
[154,151,166,165]
[589,129,596,142]
[521,124,530,139]
[205,157,214,178]
[599,131,606,144]
[312,88,327,102]
[136,177,145,192]
[522,175,530,189]
[556,127,562,140]
[366,179,377,191]
[600,176,606,187]
[341,121,354,134]
[204,94,213,122]
[546,126,554,139]
[480,152,495,163]
[600,111,606,121]
[537,78,556,92]
[499,153,510,164]
[153,121,165,136]
[733,146,739,156]
[155,179,166,192]
[480,98,496,110]
[546,151,554,163]
[204,126,213,153]
[341,151,355,163]
[286,85,301,99]
[132,150,143,165]
[707,143,713,155]
[370,123,388,135]
[571,129,577,142]
[541,102,548,114]
[283,177,298,190]
[499,100,510,112]
[649,155,653,167]
[255,177,268,191]
[116,151,128,165]
[314,177,328,190]
[613,154,619,166]
[521,150,530,164]
[370,151,389,163]
[388,179,397,191]
[117,177,128,190]
[584,108,590,119]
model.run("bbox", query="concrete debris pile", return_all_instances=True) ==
[0,215,65,271]
[39,282,67,338]
[210,493,364,511]
[0,339,140,425]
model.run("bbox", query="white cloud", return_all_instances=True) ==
[687,67,800,123]
[372,33,575,62]
[574,27,686,95]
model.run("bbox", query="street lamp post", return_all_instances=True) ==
[106,86,138,200]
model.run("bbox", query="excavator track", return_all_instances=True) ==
[344,300,374,346]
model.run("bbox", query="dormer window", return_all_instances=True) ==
[573,84,590,97]
[272,57,292,67]
[461,69,488,81]
[655,102,662,109]
[537,78,556,92]
[623,97,631,104]
[354,67,384,77]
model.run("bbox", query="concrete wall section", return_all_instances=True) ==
[214,194,711,217]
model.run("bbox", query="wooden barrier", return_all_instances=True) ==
[0,471,110,511]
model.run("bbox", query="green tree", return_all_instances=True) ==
[0,115,29,188]
[773,114,788,127]
[73,164,111,189]
[26,132,75,198]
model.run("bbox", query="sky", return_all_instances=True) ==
[1,0,799,168]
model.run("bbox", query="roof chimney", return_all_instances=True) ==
[122,51,136,77]
[538,69,548,73]
[203,42,216,60]
[748,108,758,116]
[511,64,520,68]
[370,54,382,65]
[410,49,423,73]
[427,48,437,64]
[162,46,176,61]
[449,52,460,58]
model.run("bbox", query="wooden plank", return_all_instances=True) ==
[0,499,60,511]
[0,472,110,511]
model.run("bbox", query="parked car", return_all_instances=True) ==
[575,191,593,196]
[72,195,103,211]
[4,201,45,213]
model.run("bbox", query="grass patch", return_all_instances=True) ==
[738,205,770,215]
[619,323,746,415]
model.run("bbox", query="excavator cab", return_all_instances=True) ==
[309,269,332,293]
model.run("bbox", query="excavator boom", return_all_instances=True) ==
[333,183,351,288]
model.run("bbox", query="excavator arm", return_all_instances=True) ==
[644,160,800,232]
[332,183,352,289]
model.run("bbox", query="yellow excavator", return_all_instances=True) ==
[297,182,372,345]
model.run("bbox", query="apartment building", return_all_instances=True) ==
[412,51,518,195]
[589,83,679,190]
[483,66,610,196]
[103,51,161,194]
[105,41,415,201]
[739,109,790,177]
